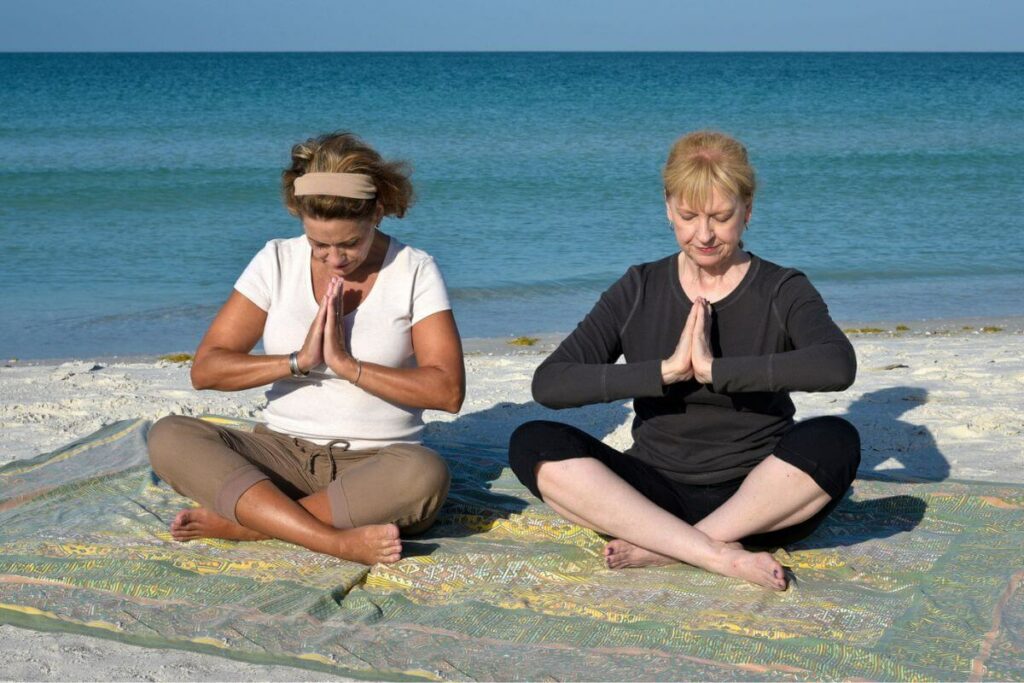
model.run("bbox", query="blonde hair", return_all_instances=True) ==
[282,132,413,220]
[662,130,756,209]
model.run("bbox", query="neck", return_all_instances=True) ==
[681,250,748,285]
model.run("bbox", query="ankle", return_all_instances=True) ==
[704,539,741,572]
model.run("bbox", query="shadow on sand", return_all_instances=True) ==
[794,385,948,549]
[407,398,631,550]
[411,384,949,552]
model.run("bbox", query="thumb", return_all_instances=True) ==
[691,298,705,339]
[682,299,699,339]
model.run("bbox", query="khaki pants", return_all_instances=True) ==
[147,415,450,535]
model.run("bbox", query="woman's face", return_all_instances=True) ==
[666,187,751,271]
[303,214,378,277]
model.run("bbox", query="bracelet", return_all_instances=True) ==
[352,359,363,385]
[288,351,309,377]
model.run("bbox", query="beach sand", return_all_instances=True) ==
[1,326,1022,680]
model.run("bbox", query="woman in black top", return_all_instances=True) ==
[509,131,859,590]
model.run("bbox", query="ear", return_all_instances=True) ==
[664,193,675,226]
[744,200,753,227]
[373,203,385,227]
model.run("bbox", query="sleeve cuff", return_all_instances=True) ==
[712,355,774,393]
[603,359,666,401]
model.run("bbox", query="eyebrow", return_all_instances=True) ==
[675,205,735,214]
[311,237,360,246]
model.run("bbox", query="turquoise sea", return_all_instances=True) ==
[1,53,1022,359]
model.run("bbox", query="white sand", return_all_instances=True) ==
[2,328,1023,680]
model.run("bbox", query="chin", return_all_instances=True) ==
[690,248,734,266]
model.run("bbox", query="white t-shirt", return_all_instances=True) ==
[234,234,451,449]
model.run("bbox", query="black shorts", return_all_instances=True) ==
[508,416,860,548]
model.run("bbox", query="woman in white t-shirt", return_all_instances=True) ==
[148,132,464,566]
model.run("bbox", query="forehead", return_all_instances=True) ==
[302,216,371,243]
[670,186,739,213]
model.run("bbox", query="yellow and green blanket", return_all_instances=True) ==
[1,417,1021,680]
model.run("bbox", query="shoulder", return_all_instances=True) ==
[384,239,448,290]
[388,239,441,271]
[746,253,832,330]
[384,239,452,322]
[593,255,676,327]
[747,253,813,297]
[235,236,306,310]
[247,235,307,269]
[262,235,307,259]
[612,254,675,292]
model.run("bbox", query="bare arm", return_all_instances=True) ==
[190,290,327,391]
[323,282,465,413]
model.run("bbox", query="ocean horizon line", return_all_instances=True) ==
[3,50,1022,56]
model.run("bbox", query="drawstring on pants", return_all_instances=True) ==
[292,437,351,481]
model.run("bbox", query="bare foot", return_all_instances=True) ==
[604,539,745,569]
[709,542,788,591]
[334,523,403,565]
[604,539,677,568]
[170,508,269,542]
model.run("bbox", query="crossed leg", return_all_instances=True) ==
[169,483,402,565]
[602,454,830,570]
[534,457,791,590]
[512,417,859,587]
[147,416,450,566]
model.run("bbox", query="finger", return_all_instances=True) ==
[681,298,699,340]
[314,294,329,329]
[326,277,342,320]
[336,278,345,320]
[325,288,337,340]
[691,298,705,341]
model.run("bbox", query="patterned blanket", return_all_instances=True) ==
[1,417,1021,680]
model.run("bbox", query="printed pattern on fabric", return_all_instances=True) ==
[1,417,1022,681]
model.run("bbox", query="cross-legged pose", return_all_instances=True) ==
[148,132,465,565]
[509,131,859,590]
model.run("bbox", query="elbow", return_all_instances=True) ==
[443,385,465,414]
[531,371,563,409]
[189,354,215,390]
[189,365,211,391]
[824,349,857,391]
[436,373,465,414]
[830,365,856,391]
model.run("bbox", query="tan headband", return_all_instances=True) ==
[293,173,377,199]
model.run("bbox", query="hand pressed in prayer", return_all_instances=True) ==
[661,298,699,384]
[295,282,329,373]
[324,276,360,381]
[691,297,714,385]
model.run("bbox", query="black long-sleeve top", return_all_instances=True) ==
[532,252,857,484]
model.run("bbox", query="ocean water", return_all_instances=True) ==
[1,52,1022,359]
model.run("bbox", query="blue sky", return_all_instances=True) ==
[2,0,1022,52]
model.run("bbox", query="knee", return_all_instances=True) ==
[404,448,451,504]
[147,415,206,479]
[816,416,861,474]
[385,446,451,532]
[508,420,562,484]
[146,413,220,483]
[785,416,862,496]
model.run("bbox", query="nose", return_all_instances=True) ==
[696,218,715,243]
[325,246,347,267]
